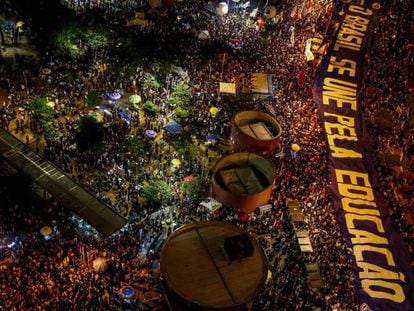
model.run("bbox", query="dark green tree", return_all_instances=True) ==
[173,83,192,103]
[168,95,183,108]
[122,135,145,158]
[52,23,110,60]
[76,115,105,153]
[29,96,54,120]
[169,83,191,108]
[42,124,58,144]
[85,90,101,107]
[169,132,198,161]
[169,83,192,121]
[177,143,198,161]
[29,96,58,144]
[53,22,84,59]
[143,101,159,117]
[175,106,189,121]
[142,73,160,89]
[142,180,174,209]
[84,28,109,59]
[182,176,209,205]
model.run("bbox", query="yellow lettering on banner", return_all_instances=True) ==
[335,169,371,187]
[325,122,356,137]
[323,78,358,94]
[339,26,366,38]
[336,170,374,200]
[327,57,357,77]
[338,33,363,46]
[334,41,361,52]
[338,183,374,200]
[345,214,384,233]
[354,245,395,266]
[324,113,355,127]
[327,134,362,158]
[358,262,405,281]
[345,15,370,27]
[355,246,407,302]
[361,280,405,303]
[323,78,357,110]
[349,229,387,244]
[342,198,379,215]
[344,21,367,32]
[349,5,373,16]
[323,92,358,110]
[333,14,370,52]
[328,145,362,158]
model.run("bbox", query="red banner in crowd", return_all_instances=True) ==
[313,1,414,310]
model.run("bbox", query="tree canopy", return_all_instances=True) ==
[182,176,209,206]
[52,22,109,60]
[85,90,101,107]
[169,83,192,122]
[53,23,84,59]
[142,73,160,89]
[122,135,145,159]
[143,101,159,117]
[29,96,58,143]
[76,115,106,153]
[142,180,174,209]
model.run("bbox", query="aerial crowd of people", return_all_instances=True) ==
[0,0,413,310]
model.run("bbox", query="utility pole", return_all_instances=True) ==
[220,53,226,80]
[22,71,28,94]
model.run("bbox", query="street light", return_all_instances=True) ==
[216,2,229,16]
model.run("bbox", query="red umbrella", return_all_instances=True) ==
[239,212,249,222]
[164,0,174,6]
[230,38,241,46]
[258,17,265,28]
[184,175,195,182]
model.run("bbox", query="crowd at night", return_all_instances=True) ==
[0,0,413,310]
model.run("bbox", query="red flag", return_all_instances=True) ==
[297,68,305,86]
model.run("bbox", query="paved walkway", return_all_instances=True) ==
[0,127,127,236]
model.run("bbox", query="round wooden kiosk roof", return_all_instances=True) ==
[213,152,274,197]
[233,110,282,142]
[160,221,268,310]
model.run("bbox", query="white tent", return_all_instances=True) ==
[241,1,250,9]
[198,30,210,40]
[249,7,258,18]
[171,65,186,75]
[258,204,272,212]
[200,197,222,213]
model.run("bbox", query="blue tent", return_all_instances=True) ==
[119,111,132,121]
[163,121,182,135]
[206,134,220,141]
